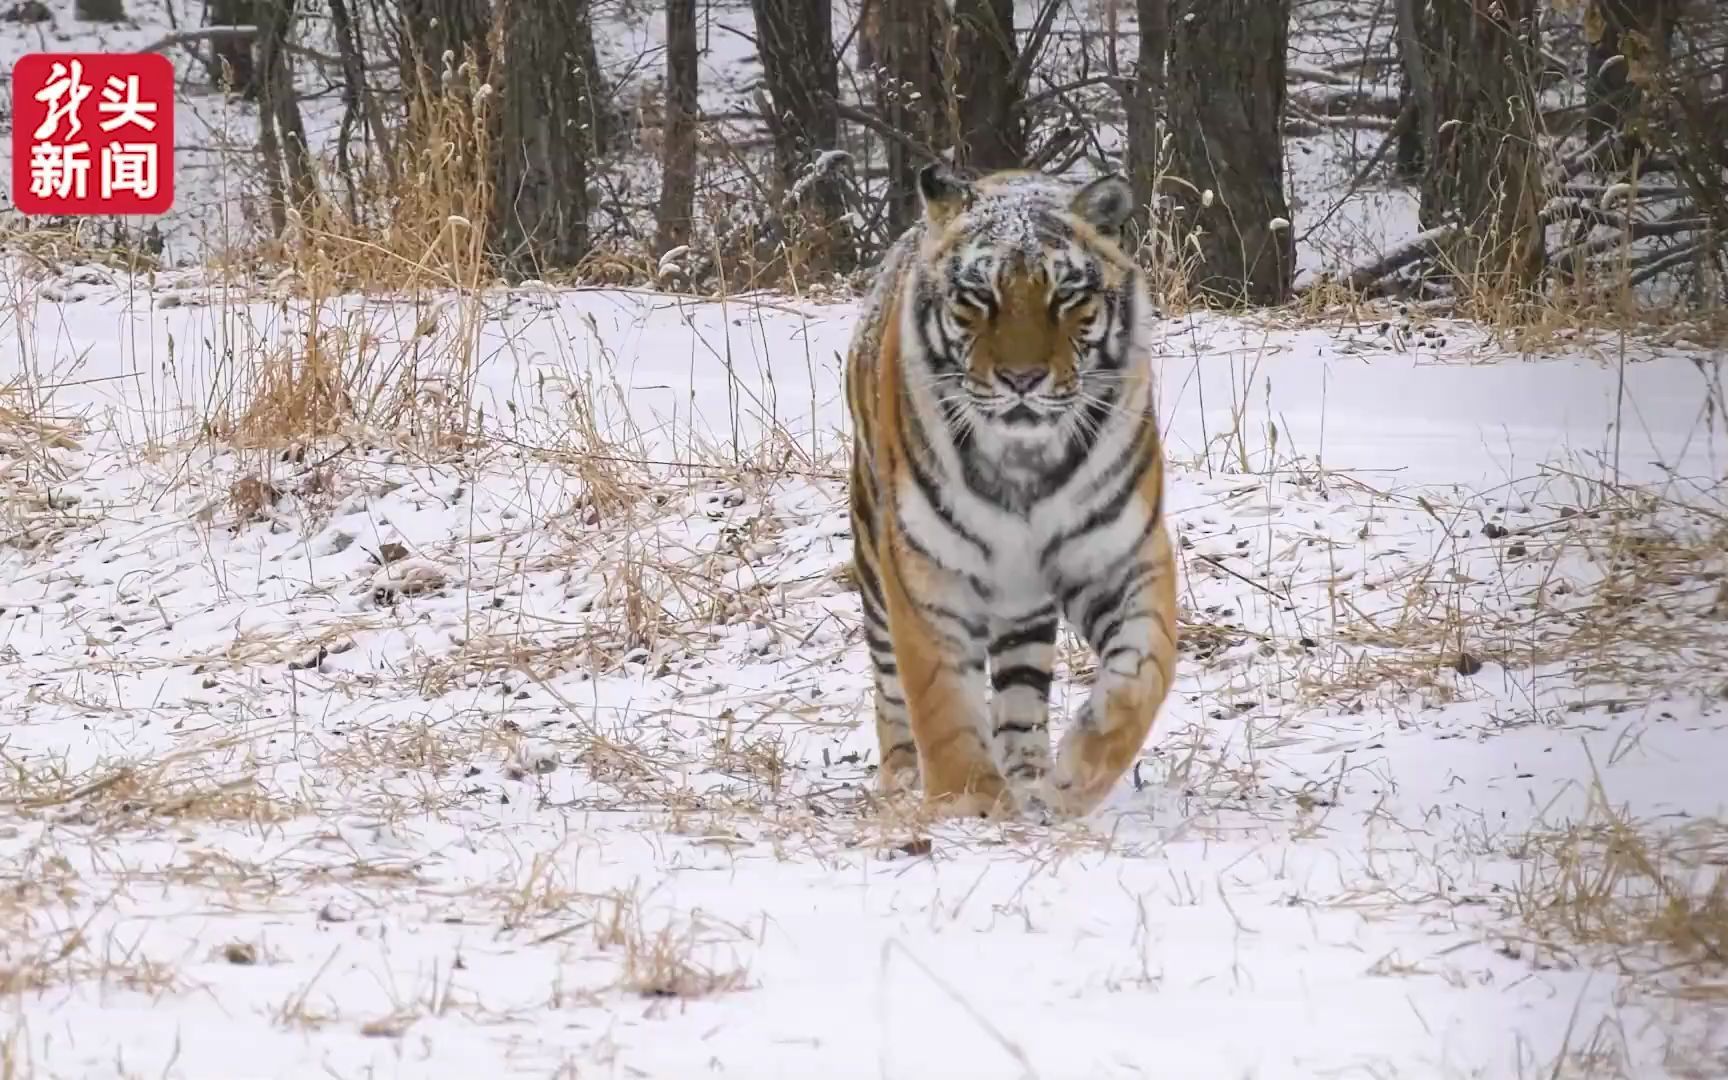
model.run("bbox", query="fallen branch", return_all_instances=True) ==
[141,24,260,53]
[1556,181,1688,203]
[1287,103,1399,133]
[1336,223,1459,292]
[1553,216,1709,280]
[1287,62,1354,87]
[1296,102,1415,244]
[1289,88,1403,120]
[1624,241,1703,288]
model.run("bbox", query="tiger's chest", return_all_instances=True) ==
[888,454,1129,605]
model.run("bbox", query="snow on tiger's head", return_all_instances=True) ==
[909,164,1144,433]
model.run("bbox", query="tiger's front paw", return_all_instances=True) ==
[925,788,1018,820]
[877,753,922,796]
[922,766,1017,820]
[1029,768,1104,821]
[1013,787,1056,827]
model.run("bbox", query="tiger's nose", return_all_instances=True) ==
[997,369,1046,395]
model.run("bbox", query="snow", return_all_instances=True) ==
[0,266,1725,1077]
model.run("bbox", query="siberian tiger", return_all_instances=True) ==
[844,164,1179,821]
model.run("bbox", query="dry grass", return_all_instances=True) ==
[483,858,753,1001]
[283,53,496,296]
[1511,762,1728,998]
[0,932,181,1002]
[1280,469,1728,711]
[596,889,752,1001]
[219,320,355,449]
[0,743,302,828]
[0,376,92,553]
[0,220,162,282]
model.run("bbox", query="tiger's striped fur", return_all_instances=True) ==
[844,164,1180,820]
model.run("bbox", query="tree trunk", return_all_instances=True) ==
[1395,68,1424,177]
[950,0,1023,170]
[256,0,317,233]
[655,0,699,255]
[1167,0,1294,306]
[74,0,124,20]
[566,0,615,154]
[1392,0,1432,180]
[397,0,493,103]
[208,0,259,100]
[749,0,852,269]
[1418,0,1544,297]
[1125,0,1169,246]
[329,0,392,215]
[1585,0,1675,170]
[876,0,947,234]
[752,0,840,193]
[489,0,592,275]
[856,0,880,73]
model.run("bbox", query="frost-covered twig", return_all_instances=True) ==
[1623,241,1704,289]
[1336,224,1459,293]
[141,24,260,53]
[782,150,854,210]
[1286,102,1398,133]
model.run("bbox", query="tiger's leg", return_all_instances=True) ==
[850,462,921,795]
[986,603,1058,790]
[864,589,920,794]
[881,539,1009,818]
[1045,524,1179,817]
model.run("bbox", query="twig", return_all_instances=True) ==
[1329,223,1459,293]
[1194,552,1293,607]
[141,25,260,53]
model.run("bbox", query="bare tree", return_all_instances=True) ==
[1418,0,1544,295]
[949,0,1024,170]
[1124,0,1169,243]
[876,0,946,233]
[656,0,699,255]
[74,0,125,21]
[566,0,615,154]
[1167,0,1294,305]
[1585,0,1676,169]
[328,0,393,214]
[256,0,317,234]
[208,0,259,100]
[749,0,852,267]
[489,0,593,274]
[396,0,493,102]
[750,0,841,188]
[1392,0,1430,178]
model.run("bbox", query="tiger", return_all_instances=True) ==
[844,163,1180,821]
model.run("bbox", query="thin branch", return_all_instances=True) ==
[1391,0,1432,124]
[1016,74,1128,115]
[1333,223,1460,292]
[831,98,941,164]
[141,25,259,53]
[1624,241,1703,288]
[1006,0,1065,92]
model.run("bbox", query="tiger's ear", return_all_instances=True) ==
[1070,173,1134,237]
[918,162,974,227]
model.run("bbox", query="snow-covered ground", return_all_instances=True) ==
[0,265,1725,1078]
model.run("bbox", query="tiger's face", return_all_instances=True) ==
[941,252,1103,428]
[915,167,1139,444]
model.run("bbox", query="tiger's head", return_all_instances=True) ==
[909,164,1144,447]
